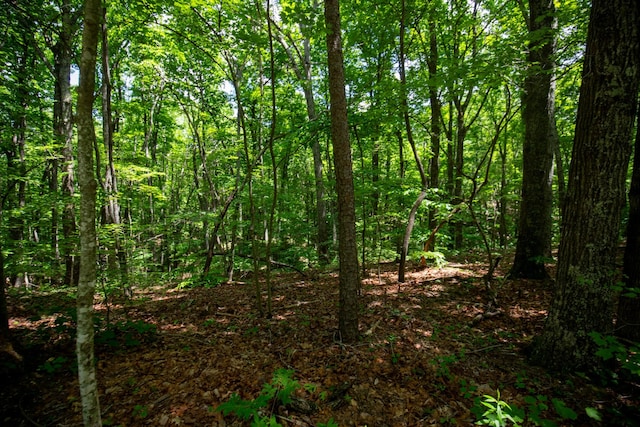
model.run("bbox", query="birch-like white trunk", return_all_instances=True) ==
[76,0,102,424]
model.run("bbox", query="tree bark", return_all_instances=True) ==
[398,0,429,283]
[510,0,557,279]
[76,0,102,424]
[325,0,360,343]
[616,112,640,342]
[51,0,77,279]
[100,4,128,288]
[530,0,640,372]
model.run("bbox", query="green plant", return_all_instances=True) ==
[216,368,298,426]
[132,404,149,419]
[95,320,157,349]
[521,394,577,426]
[590,331,640,380]
[415,250,447,268]
[39,356,69,374]
[459,379,477,399]
[475,390,523,427]
[217,369,334,426]
[432,352,462,381]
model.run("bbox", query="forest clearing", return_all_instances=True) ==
[1,257,638,426]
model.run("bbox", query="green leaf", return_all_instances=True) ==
[552,399,577,420]
[585,407,602,421]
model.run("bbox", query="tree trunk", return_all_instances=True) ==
[51,0,76,279]
[100,4,128,289]
[530,0,640,372]
[510,0,556,279]
[325,0,360,343]
[616,113,640,342]
[7,42,29,288]
[76,0,102,424]
[398,0,429,283]
[427,13,441,248]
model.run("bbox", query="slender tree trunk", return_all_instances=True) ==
[50,1,80,287]
[398,0,429,283]
[616,112,640,341]
[51,0,76,279]
[7,41,29,288]
[325,0,360,342]
[76,0,102,423]
[0,205,21,361]
[530,0,640,372]
[100,5,127,289]
[426,13,441,248]
[510,0,557,279]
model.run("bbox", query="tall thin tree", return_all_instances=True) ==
[325,0,360,342]
[510,0,557,279]
[76,0,102,423]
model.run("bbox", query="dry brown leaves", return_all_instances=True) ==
[2,258,635,426]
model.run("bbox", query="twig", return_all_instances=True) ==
[467,343,504,354]
[19,398,44,427]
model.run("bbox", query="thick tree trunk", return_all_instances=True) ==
[616,115,640,342]
[76,0,102,424]
[530,0,640,372]
[510,0,556,279]
[325,0,360,343]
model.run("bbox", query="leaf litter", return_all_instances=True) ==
[1,258,638,426]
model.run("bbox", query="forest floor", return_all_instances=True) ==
[1,256,639,426]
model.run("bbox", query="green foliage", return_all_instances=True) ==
[95,320,157,349]
[132,404,149,419]
[551,399,577,421]
[590,331,640,380]
[585,406,602,421]
[216,368,298,425]
[415,251,447,268]
[475,390,523,427]
[216,369,334,426]
[431,352,463,381]
[472,391,581,427]
[39,356,70,374]
[177,272,226,289]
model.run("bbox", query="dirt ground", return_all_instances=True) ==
[1,258,639,426]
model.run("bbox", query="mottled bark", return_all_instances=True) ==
[530,0,640,372]
[325,0,360,342]
[510,0,557,279]
[76,0,102,424]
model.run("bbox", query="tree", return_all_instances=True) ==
[530,0,640,371]
[616,115,640,342]
[509,0,557,279]
[76,0,102,423]
[397,0,429,284]
[324,0,360,342]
